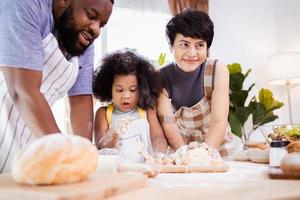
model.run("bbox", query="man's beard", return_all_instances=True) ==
[56,7,89,56]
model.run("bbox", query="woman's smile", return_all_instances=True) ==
[183,58,199,64]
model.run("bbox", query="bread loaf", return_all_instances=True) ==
[280,152,300,175]
[12,133,97,185]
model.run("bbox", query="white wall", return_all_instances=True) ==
[272,0,300,124]
[52,0,300,132]
[210,0,300,124]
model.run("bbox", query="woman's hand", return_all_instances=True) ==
[201,142,221,160]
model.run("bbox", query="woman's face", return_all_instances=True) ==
[172,33,207,72]
[112,74,138,112]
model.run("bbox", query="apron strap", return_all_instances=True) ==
[204,59,217,101]
[136,106,147,119]
[158,114,178,124]
[106,103,147,126]
[105,103,114,127]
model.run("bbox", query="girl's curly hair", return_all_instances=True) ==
[93,49,162,110]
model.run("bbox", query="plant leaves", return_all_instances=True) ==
[157,53,166,66]
[227,63,284,138]
[229,73,245,91]
[230,90,249,107]
[244,68,252,78]
[228,111,243,137]
[227,63,242,74]
[258,88,284,112]
[249,101,266,126]
[256,115,279,128]
[247,83,255,93]
[235,107,251,125]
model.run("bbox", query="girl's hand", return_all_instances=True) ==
[112,116,134,136]
[96,127,119,149]
[96,117,134,149]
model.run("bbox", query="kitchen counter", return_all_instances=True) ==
[107,161,300,200]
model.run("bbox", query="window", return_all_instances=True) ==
[93,7,173,68]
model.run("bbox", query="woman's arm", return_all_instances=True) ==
[205,62,230,148]
[156,89,185,150]
[147,108,168,153]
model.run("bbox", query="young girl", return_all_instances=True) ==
[93,49,168,163]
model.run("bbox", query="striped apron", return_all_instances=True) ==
[0,33,79,173]
[160,59,234,158]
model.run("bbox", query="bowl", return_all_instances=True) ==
[248,148,269,163]
[233,150,251,161]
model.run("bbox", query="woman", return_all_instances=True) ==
[157,9,234,158]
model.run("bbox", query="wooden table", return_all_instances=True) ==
[107,161,300,200]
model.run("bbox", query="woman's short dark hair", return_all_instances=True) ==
[93,49,162,109]
[166,9,214,48]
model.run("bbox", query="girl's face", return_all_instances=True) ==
[172,33,207,72]
[112,74,138,112]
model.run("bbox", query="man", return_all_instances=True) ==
[0,0,114,173]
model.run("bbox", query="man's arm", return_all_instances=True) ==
[205,62,230,148]
[156,89,185,150]
[0,67,60,137]
[69,95,93,140]
[147,108,168,153]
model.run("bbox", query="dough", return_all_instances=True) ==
[155,142,222,166]
[12,133,97,185]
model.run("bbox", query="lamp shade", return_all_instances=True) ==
[267,52,300,85]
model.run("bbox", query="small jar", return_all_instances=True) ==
[269,141,290,167]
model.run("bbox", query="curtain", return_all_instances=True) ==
[168,0,209,15]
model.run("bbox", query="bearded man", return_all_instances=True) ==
[0,0,114,173]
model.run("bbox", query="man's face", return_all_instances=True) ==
[56,0,113,56]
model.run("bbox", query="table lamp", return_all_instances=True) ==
[267,52,300,124]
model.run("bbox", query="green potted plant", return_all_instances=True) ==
[228,63,284,143]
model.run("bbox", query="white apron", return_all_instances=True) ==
[0,33,79,173]
[118,118,153,163]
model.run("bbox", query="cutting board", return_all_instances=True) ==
[158,162,230,173]
[0,172,147,200]
[269,167,300,179]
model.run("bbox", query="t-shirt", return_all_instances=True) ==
[159,62,206,110]
[0,0,94,96]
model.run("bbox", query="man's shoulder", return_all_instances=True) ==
[78,44,95,63]
[1,0,53,31]
[9,0,50,13]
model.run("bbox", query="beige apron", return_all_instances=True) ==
[0,33,79,173]
[160,59,234,158]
